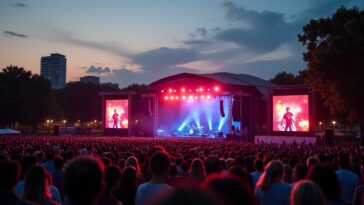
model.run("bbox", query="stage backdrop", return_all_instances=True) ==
[105,99,129,129]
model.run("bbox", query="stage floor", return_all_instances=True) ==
[255,135,316,144]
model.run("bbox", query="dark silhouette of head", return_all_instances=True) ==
[203,174,257,205]
[338,155,350,169]
[307,165,341,202]
[105,166,122,194]
[150,151,171,178]
[155,188,218,205]
[121,166,137,186]
[0,160,21,192]
[54,156,64,170]
[23,165,51,203]
[64,156,105,205]
[205,156,220,175]
[254,158,264,171]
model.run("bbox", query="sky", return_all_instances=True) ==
[1,0,363,88]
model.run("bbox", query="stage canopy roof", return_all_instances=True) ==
[149,72,275,97]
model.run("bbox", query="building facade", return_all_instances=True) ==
[40,53,66,89]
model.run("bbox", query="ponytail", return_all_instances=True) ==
[257,169,273,191]
[256,160,284,192]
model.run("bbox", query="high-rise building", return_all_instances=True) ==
[80,76,100,85]
[40,53,66,89]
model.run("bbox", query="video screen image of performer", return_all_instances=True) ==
[280,107,295,131]
[105,100,128,129]
[273,95,309,132]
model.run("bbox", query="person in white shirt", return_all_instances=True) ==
[135,151,173,205]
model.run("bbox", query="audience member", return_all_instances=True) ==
[256,160,291,205]
[290,180,327,205]
[307,165,345,205]
[64,156,105,205]
[335,155,359,204]
[99,166,123,205]
[114,166,138,205]
[23,165,60,205]
[0,160,35,205]
[135,151,173,205]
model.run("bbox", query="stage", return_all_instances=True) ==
[255,135,316,144]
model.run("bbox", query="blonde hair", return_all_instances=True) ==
[125,156,140,174]
[189,158,205,182]
[291,180,327,205]
[256,160,284,191]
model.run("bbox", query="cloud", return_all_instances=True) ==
[216,2,301,52]
[189,27,208,38]
[184,40,211,45]
[131,47,199,72]
[12,2,28,8]
[86,65,111,74]
[3,31,27,38]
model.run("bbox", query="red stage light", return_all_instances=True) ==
[173,90,176,92]
[199,88,203,92]
[189,95,193,99]
[207,88,210,91]
[189,89,192,92]
[168,88,172,93]
[171,96,174,100]
[201,95,205,99]
[207,95,211,99]
[165,96,169,100]
[181,88,186,92]
[214,86,220,92]
[196,89,199,92]
[161,90,164,93]
[194,96,198,99]
[182,95,186,100]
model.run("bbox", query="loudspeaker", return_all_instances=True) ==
[232,97,240,121]
[220,99,225,117]
[53,125,60,136]
[324,129,334,146]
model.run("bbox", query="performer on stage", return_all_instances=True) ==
[280,107,295,131]
[112,109,119,128]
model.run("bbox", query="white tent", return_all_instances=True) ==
[0,128,21,135]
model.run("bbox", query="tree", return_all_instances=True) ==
[270,70,307,85]
[298,7,364,146]
[0,65,53,132]
[58,82,119,122]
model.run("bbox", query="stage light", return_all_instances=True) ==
[182,95,186,100]
[214,86,220,92]
[63,120,67,124]
[194,96,198,99]
[161,90,164,93]
[319,121,322,125]
[171,96,174,100]
[207,88,210,91]
[176,96,179,100]
[173,89,176,92]
[189,89,192,92]
[189,95,193,99]
[201,95,205,99]
[168,88,172,93]
[196,89,199,92]
[207,95,211,99]
[181,88,186,92]
[199,88,203,92]
[164,96,169,100]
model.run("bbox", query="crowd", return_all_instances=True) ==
[0,136,364,205]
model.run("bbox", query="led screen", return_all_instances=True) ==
[105,99,128,129]
[272,95,309,132]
